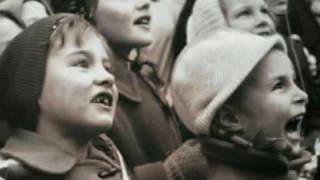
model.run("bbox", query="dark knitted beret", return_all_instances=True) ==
[0,14,69,130]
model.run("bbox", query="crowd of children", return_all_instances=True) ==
[0,0,319,180]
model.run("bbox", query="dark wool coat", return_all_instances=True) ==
[289,0,320,63]
[108,56,183,168]
[288,0,320,123]
[107,55,208,180]
[288,3,320,168]
[0,130,127,180]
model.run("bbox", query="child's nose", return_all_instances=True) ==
[136,0,151,10]
[94,67,115,88]
[292,85,308,106]
[255,13,270,28]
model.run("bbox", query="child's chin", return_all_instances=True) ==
[92,116,114,130]
[285,140,303,158]
[129,32,153,47]
[134,39,153,48]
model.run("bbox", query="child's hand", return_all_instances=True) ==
[298,156,317,179]
[298,138,320,179]
[303,47,318,77]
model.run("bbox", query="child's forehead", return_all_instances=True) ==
[222,0,266,10]
[47,31,113,67]
[50,23,108,53]
[65,28,104,46]
[226,50,288,104]
[244,49,293,86]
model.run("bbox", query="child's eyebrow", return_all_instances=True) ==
[267,61,295,80]
[67,50,93,59]
[233,4,251,11]
[67,50,110,62]
[267,69,295,85]
[268,71,288,80]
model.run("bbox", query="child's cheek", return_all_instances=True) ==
[264,98,290,135]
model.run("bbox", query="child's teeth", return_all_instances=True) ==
[104,99,110,106]
[297,118,302,131]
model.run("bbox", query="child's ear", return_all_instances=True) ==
[212,105,243,134]
[210,106,252,148]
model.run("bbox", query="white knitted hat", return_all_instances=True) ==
[187,0,226,43]
[171,30,287,135]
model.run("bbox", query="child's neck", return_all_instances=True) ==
[110,42,133,60]
[36,117,90,160]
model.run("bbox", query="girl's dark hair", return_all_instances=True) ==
[166,0,196,86]
[172,0,196,60]
[49,15,97,50]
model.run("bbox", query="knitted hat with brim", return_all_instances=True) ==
[0,14,72,130]
[171,29,287,135]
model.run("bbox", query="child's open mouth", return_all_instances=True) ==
[134,15,151,29]
[284,114,304,155]
[91,92,113,110]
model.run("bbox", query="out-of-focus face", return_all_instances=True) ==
[94,0,153,48]
[265,0,288,15]
[229,50,308,158]
[39,28,118,136]
[0,16,22,55]
[309,0,320,26]
[21,0,49,27]
[221,0,276,36]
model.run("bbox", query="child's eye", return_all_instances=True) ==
[261,8,269,14]
[237,9,251,18]
[272,80,285,91]
[261,7,269,15]
[74,59,89,68]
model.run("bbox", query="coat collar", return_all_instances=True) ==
[113,56,142,103]
[0,129,77,174]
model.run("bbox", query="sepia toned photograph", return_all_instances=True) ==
[0,0,319,179]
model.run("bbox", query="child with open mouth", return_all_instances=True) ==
[0,14,129,180]
[172,30,310,180]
